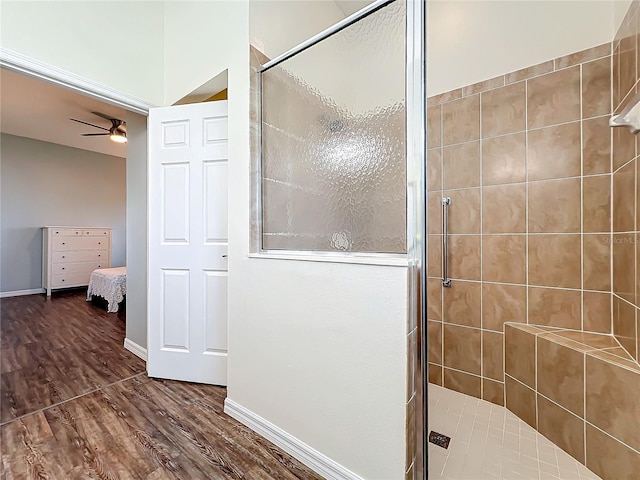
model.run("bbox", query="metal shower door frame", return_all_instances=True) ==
[406,0,428,478]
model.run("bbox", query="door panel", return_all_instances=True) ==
[161,269,190,351]
[204,161,229,242]
[148,100,229,385]
[203,271,228,353]
[161,162,190,244]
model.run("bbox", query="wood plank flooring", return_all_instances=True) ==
[1,292,324,479]
[1,290,144,424]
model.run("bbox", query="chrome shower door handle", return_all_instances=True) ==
[442,197,452,287]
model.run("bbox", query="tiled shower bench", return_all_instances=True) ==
[504,323,640,480]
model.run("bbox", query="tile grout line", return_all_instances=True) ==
[428,172,612,195]
[613,291,640,312]
[435,232,611,236]
[439,105,448,386]
[426,277,611,295]
[479,86,484,402]
[580,61,585,332]
[583,351,588,465]
[440,100,445,387]
[534,324,539,432]
[614,75,640,116]
[635,117,638,364]
[442,365,494,382]
[612,152,640,175]
[524,75,530,333]
[0,371,146,427]
[439,117,598,151]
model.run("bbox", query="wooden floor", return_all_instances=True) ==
[1,291,323,480]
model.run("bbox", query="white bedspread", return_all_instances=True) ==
[87,267,127,313]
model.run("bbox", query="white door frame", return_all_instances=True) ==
[0,47,154,361]
[0,48,155,114]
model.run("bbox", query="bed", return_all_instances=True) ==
[87,267,127,313]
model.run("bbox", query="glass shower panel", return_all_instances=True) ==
[260,0,406,253]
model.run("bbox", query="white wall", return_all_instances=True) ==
[250,0,344,58]
[427,0,616,95]
[230,260,408,479]
[0,133,126,293]
[163,1,249,105]
[125,113,148,349]
[0,1,165,105]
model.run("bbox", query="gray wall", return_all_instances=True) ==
[125,113,148,349]
[0,133,126,292]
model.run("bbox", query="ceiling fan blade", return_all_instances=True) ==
[92,111,125,125]
[70,118,109,131]
[81,133,110,136]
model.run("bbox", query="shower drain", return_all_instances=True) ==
[428,431,451,449]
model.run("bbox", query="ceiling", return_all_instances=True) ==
[1,68,128,159]
[334,0,374,17]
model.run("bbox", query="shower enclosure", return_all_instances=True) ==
[253,1,639,478]
[425,2,640,479]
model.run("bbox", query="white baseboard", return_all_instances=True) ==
[224,398,362,480]
[0,288,45,298]
[124,338,147,361]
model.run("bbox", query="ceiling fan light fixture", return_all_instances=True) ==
[71,112,127,144]
[110,131,127,143]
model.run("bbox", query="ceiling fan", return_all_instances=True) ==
[70,111,127,143]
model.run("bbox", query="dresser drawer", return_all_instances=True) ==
[52,250,108,263]
[83,229,110,237]
[52,262,105,275]
[52,237,108,252]
[51,272,91,288]
[51,228,83,237]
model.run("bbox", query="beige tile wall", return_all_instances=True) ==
[427,42,614,405]
[612,0,640,365]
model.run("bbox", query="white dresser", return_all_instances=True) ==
[42,226,112,296]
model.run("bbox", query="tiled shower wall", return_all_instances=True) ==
[426,43,613,405]
[612,0,640,364]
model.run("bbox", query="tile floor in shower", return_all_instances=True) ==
[428,384,601,480]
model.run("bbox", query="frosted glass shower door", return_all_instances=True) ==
[260,0,407,254]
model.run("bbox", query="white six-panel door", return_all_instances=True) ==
[147,100,229,385]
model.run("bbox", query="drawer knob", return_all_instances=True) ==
[55,231,59,234]
[62,267,65,270]
[62,242,65,245]
[98,254,101,257]
[98,265,101,268]
[98,242,101,245]
[62,255,65,259]
[62,279,65,282]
